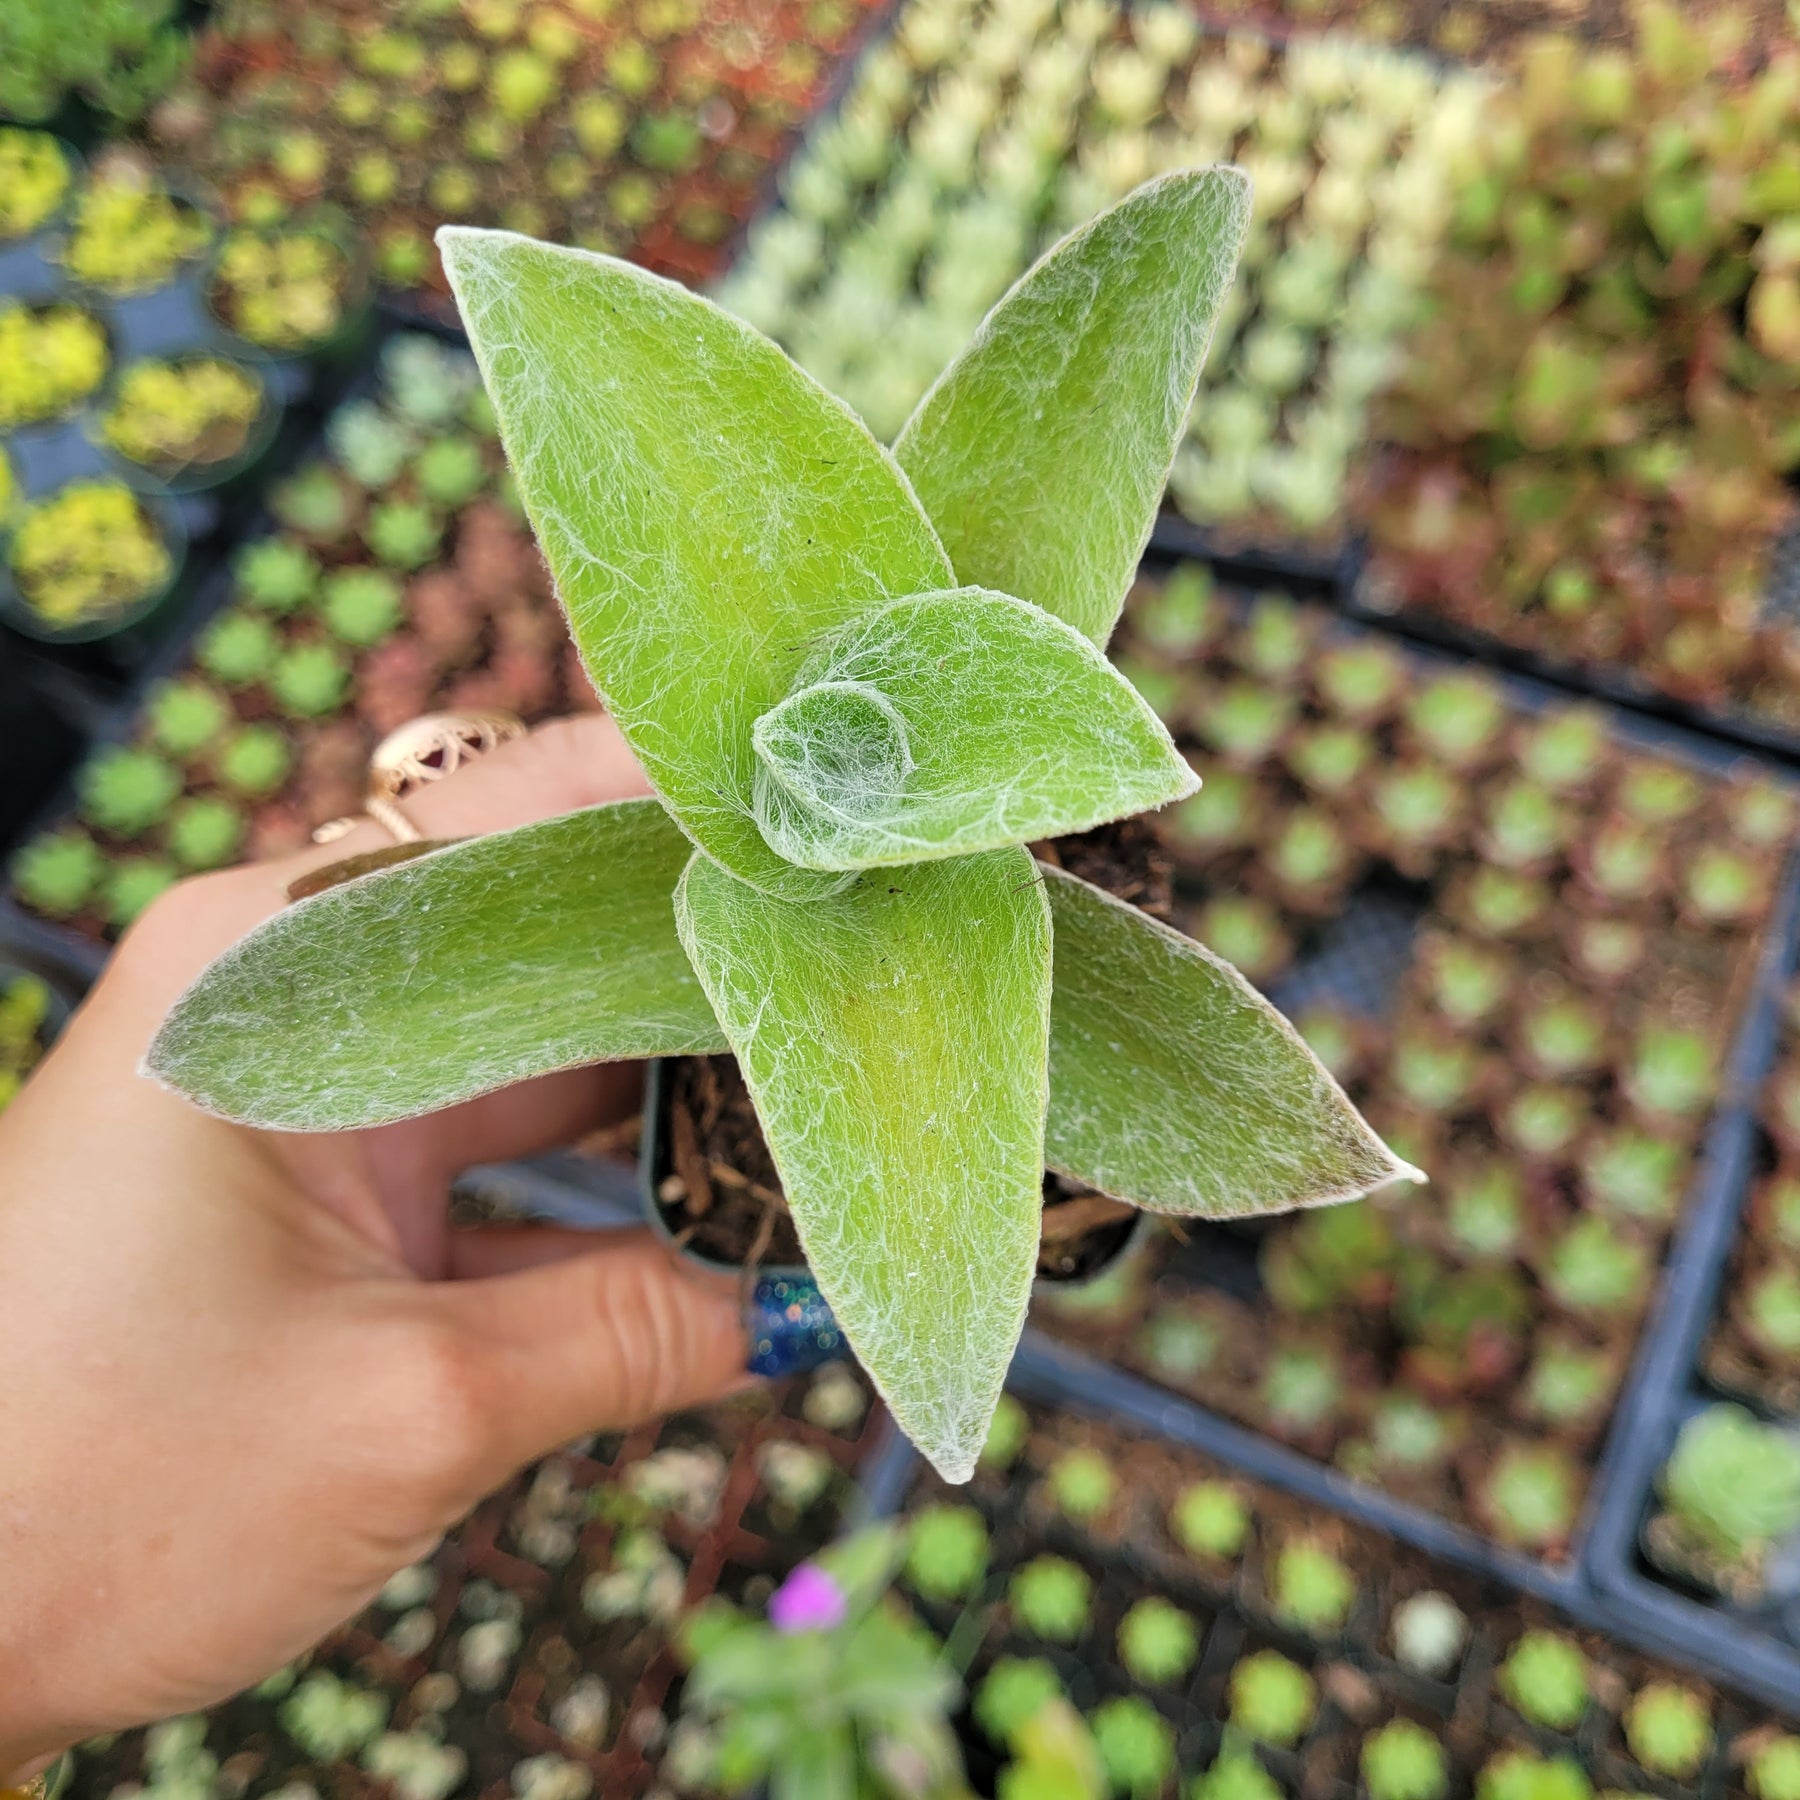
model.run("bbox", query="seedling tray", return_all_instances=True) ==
[1028,562,1800,1594]
[1346,554,1800,772]
[869,1389,1800,1796]
[1587,873,1800,1710]
[1150,507,1362,599]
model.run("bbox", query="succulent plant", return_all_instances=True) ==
[904,1502,988,1602]
[1624,1024,1716,1121]
[1402,671,1508,772]
[147,678,231,761]
[1474,1443,1581,1554]
[1269,1534,1356,1635]
[1542,1217,1650,1320]
[1009,1554,1092,1642]
[215,724,293,800]
[1197,679,1297,766]
[1258,1343,1345,1440]
[1090,1695,1175,1800]
[1475,1751,1592,1800]
[273,462,355,542]
[1656,1404,1800,1573]
[60,161,211,294]
[1623,1682,1711,1781]
[235,536,320,615]
[9,480,172,631]
[1520,1334,1618,1436]
[977,1656,1066,1750]
[1192,894,1293,985]
[1191,1744,1285,1800]
[1362,1720,1448,1800]
[105,855,177,928]
[1578,1128,1684,1225]
[323,568,404,648]
[1576,818,1663,909]
[11,830,104,918]
[1480,780,1572,872]
[1136,1304,1221,1384]
[982,1394,1030,1472]
[168,795,246,872]
[1229,1648,1317,1747]
[1443,1160,1525,1261]
[1741,1264,1800,1365]
[198,609,281,688]
[0,127,72,237]
[1163,771,1264,865]
[100,355,265,476]
[1498,1085,1584,1164]
[1497,1629,1588,1733]
[366,499,443,569]
[1117,1596,1199,1686]
[79,744,181,838]
[1170,1478,1250,1565]
[0,301,109,429]
[1748,1734,1800,1800]
[1046,1446,1116,1523]
[271,640,351,719]
[278,1670,392,1762]
[415,434,490,508]
[1389,1591,1467,1681]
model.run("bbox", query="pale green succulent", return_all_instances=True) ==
[145,172,1413,1481]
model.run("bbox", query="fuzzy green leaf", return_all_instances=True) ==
[752,586,1195,870]
[894,168,1251,646]
[1043,866,1420,1213]
[437,227,953,898]
[146,802,726,1130]
[676,846,1051,1482]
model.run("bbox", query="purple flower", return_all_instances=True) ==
[769,1562,847,1633]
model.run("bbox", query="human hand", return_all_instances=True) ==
[0,714,762,1776]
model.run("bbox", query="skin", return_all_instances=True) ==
[0,714,748,1778]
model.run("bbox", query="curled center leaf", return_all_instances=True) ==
[753,679,915,824]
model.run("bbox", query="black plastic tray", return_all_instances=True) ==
[1587,865,1800,1710]
[1149,508,1360,598]
[1345,555,1800,771]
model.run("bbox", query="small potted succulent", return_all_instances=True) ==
[1645,1404,1800,1603]
[1361,1719,1449,1800]
[55,154,213,296]
[0,961,68,1114]
[97,354,280,494]
[1621,1681,1713,1786]
[1468,1441,1583,1558]
[1495,1629,1590,1738]
[1227,1647,1316,1749]
[148,178,1417,1481]
[1,476,183,643]
[206,218,373,358]
[0,300,109,431]
[0,127,76,241]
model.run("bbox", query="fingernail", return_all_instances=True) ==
[745,1272,843,1377]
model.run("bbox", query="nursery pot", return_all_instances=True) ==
[639,1055,1148,1290]
[202,213,377,369]
[89,350,285,497]
[0,477,188,647]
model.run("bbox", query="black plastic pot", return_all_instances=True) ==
[638,1054,1153,1290]
[0,475,189,647]
[1586,856,1800,1712]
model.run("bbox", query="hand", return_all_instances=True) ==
[0,715,751,1776]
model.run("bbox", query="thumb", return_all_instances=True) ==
[423,1230,751,1482]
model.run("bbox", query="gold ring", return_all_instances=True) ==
[311,710,527,846]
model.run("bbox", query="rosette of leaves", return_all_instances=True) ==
[147,173,1414,1481]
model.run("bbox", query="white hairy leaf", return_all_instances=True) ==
[146,802,726,1129]
[895,167,1251,646]
[751,586,1195,869]
[438,227,953,899]
[1043,866,1421,1212]
[675,846,1052,1483]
